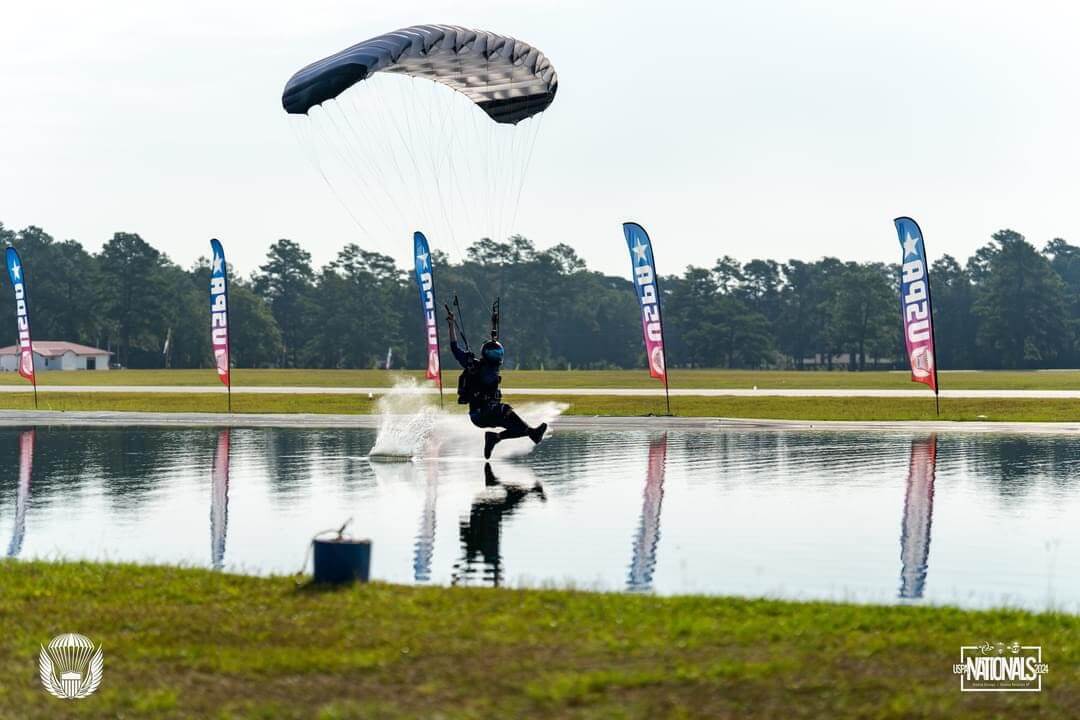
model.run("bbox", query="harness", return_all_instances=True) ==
[456,358,500,407]
[449,295,502,407]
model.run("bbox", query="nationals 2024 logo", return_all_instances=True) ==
[953,641,1049,692]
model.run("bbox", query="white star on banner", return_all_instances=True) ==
[9,261,20,281]
[632,239,648,264]
[903,232,919,259]
[212,254,223,273]
[416,251,429,269]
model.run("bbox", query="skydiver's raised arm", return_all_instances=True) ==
[446,307,470,367]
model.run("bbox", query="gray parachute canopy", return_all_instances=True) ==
[282,24,558,124]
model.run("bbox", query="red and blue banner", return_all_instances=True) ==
[623,222,668,382]
[894,217,938,394]
[5,247,36,386]
[413,231,441,388]
[209,238,230,388]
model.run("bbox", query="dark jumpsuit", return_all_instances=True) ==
[451,340,531,439]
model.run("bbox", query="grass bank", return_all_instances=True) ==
[4,391,1080,423]
[0,561,1075,719]
[6,367,1080,390]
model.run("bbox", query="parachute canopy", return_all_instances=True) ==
[282,24,558,125]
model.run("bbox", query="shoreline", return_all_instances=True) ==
[3,409,1080,434]
[6,383,1080,398]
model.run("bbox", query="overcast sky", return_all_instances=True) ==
[3,0,1079,279]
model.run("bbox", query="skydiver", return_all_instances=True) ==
[446,301,547,459]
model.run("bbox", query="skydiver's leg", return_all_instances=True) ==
[498,404,548,444]
[481,404,548,458]
[496,405,531,440]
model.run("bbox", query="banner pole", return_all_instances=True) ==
[31,377,37,411]
[653,240,673,417]
[924,235,941,417]
[432,250,444,409]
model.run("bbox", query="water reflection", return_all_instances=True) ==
[627,434,667,592]
[898,435,936,599]
[1,425,1078,610]
[210,429,230,571]
[412,460,438,582]
[451,463,545,587]
[6,430,33,557]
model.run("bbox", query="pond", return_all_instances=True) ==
[2,424,1077,611]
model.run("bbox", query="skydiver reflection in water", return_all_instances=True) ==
[451,463,545,587]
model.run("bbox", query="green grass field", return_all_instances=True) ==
[3,391,1080,422]
[5,367,1080,390]
[1,561,1075,719]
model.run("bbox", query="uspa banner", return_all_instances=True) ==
[5,247,36,385]
[623,222,667,381]
[413,231,441,386]
[209,238,230,387]
[894,217,938,393]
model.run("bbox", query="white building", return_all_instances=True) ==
[0,341,112,372]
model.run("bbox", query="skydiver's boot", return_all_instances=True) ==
[484,432,500,459]
[528,423,548,445]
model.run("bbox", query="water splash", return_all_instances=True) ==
[368,378,439,459]
[368,378,567,460]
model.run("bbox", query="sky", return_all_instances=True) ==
[3,0,1080,280]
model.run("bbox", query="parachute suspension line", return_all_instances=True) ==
[320,101,407,235]
[415,74,462,260]
[462,93,488,250]
[499,106,528,244]
[289,116,374,237]
[322,100,401,230]
[351,81,445,243]
[432,79,468,258]
[342,85,433,238]
[346,85,430,234]
[377,78,439,241]
[483,53,496,243]
[497,118,519,243]
[508,112,546,241]
[368,77,441,236]
[404,76,445,241]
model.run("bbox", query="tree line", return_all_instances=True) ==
[0,222,1075,371]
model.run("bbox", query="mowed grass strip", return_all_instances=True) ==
[4,391,1080,422]
[0,561,1075,719]
[6,367,1080,390]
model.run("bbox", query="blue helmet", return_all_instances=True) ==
[481,340,504,365]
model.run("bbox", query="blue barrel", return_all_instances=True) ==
[313,537,371,584]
